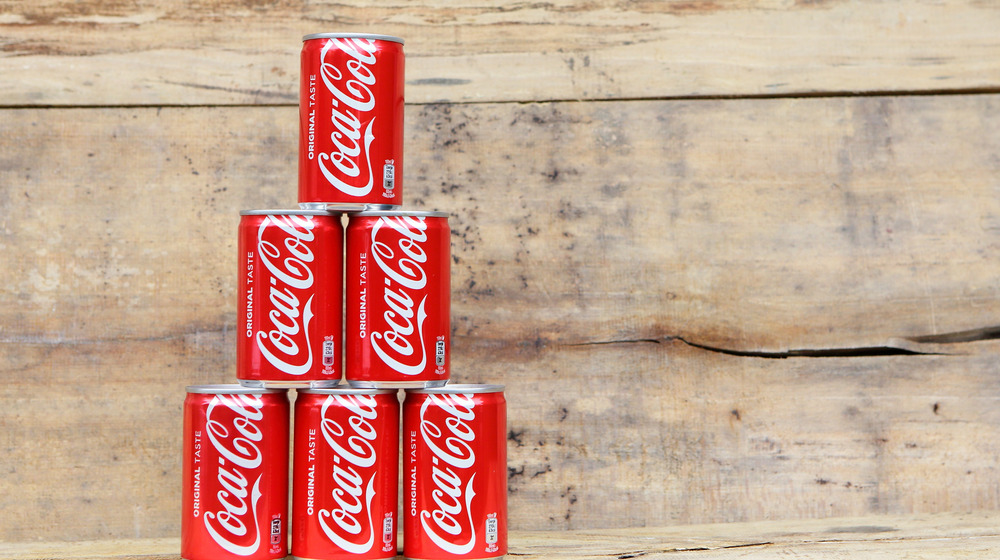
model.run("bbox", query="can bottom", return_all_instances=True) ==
[404,556,504,560]
[237,378,340,389]
[185,557,292,560]
[347,379,448,390]
[292,555,396,560]
[299,202,401,213]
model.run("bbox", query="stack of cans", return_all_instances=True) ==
[181,34,508,560]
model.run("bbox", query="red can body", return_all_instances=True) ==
[292,388,400,560]
[182,386,290,560]
[299,33,404,210]
[403,385,507,560]
[237,210,343,388]
[345,211,450,388]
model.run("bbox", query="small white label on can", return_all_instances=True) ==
[270,517,282,545]
[323,339,335,367]
[486,517,498,544]
[383,160,395,191]
[435,339,446,367]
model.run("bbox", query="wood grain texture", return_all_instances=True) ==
[2,1,1000,105]
[4,513,1000,559]
[4,97,1000,352]
[411,96,1000,353]
[502,339,1000,529]
[1,95,999,541]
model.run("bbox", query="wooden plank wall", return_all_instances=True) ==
[2,0,1000,543]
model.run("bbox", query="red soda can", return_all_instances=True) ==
[292,388,400,560]
[345,210,450,388]
[403,385,507,560]
[299,33,404,210]
[237,210,343,388]
[181,385,290,560]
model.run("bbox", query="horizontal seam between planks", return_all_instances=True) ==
[2,86,1000,110]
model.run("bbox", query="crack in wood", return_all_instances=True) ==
[568,336,941,358]
[906,325,1000,344]
[567,324,1000,358]
[614,541,774,558]
[674,337,942,359]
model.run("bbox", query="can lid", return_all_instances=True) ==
[186,384,286,395]
[240,209,340,217]
[300,387,398,396]
[303,33,404,45]
[408,383,505,395]
[351,209,449,219]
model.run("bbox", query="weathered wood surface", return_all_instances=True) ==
[4,513,1000,559]
[3,0,1000,545]
[1,95,999,541]
[4,97,1000,352]
[2,1,1000,106]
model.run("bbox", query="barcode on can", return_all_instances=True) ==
[270,518,282,545]
[323,339,335,367]
[486,517,498,544]
[383,160,395,191]
[383,515,394,543]
[435,339,446,366]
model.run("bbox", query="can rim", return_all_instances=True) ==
[186,384,286,395]
[303,33,404,45]
[240,209,340,217]
[299,387,398,396]
[351,209,449,219]
[301,203,400,212]
[408,383,505,395]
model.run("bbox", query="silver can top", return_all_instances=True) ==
[351,209,449,219]
[240,209,340,217]
[300,387,398,396]
[186,384,286,395]
[303,32,404,45]
[408,383,505,395]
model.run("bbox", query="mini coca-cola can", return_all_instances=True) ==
[292,388,400,560]
[300,33,404,210]
[403,385,507,560]
[345,210,450,388]
[238,210,343,388]
[182,385,290,560]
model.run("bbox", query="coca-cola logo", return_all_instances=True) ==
[317,37,378,196]
[419,393,477,554]
[317,394,380,553]
[255,214,316,376]
[370,215,430,376]
[203,393,266,556]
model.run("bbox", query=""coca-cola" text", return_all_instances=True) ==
[317,394,380,553]
[418,393,478,554]
[203,393,267,556]
[316,37,378,196]
[370,215,430,376]
[255,214,317,376]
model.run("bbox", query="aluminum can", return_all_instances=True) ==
[181,385,290,560]
[300,33,405,210]
[291,388,400,560]
[345,210,450,388]
[403,385,507,560]
[237,210,343,388]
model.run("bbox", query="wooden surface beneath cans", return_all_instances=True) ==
[3,512,1000,559]
[3,0,1000,546]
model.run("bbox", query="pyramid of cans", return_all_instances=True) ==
[181,33,508,560]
